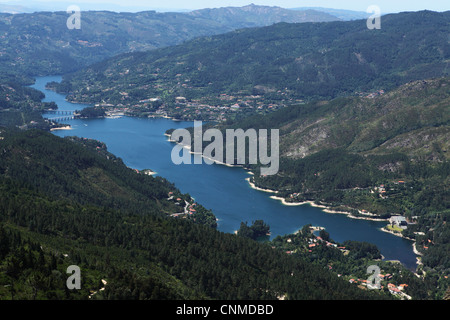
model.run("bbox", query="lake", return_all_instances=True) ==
[32,76,419,270]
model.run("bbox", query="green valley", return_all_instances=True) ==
[186,78,450,298]
[0,3,448,303]
[0,5,339,85]
[56,11,449,121]
[0,128,391,300]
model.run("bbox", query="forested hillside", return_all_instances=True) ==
[0,129,388,300]
[186,4,339,27]
[0,5,339,84]
[220,78,450,161]
[0,82,54,130]
[57,11,449,108]
[192,78,450,292]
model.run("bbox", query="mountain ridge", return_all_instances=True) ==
[56,11,449,116]
[0,5,340,83]
[291,7,370,20]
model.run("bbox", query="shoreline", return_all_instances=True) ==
[380,227,420,269]
[165,133,243,169]
[44,81,422,273]
[167,131,391,225]
[166,129,418,267]
[267,194,388,222]
[380,226,415,242]
[246,178,279,194]
[269,196,307,206]
[246,175,421,272]
[50,125,72,131]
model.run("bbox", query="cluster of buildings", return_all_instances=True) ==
[389,215,409,230]
[76,40,103,48]
[165,95,286,121]
[82,82,300,122]
[347,270,411,299]
[305,235,348,254]
[167,192,198,217]
[357,89,385,99]
[283,230,348,255]
[374,180,407,199]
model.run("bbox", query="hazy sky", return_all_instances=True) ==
[1,0,449,12]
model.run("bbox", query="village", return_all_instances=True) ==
[104,96,288,122]
[274,225,413,300]
[71,78,386,123]
[85,83,305,122]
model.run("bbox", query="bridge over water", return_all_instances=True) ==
[45,110,76,115]
[45,116,75,122]
[43,110,76,122]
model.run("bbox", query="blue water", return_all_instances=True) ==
[31,76,418,270]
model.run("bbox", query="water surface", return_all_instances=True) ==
[32,76,418,270]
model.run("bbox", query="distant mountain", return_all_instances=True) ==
[187,4,340,27]
[0,5,339,83]
[292,7,370,21]
[0,3,33,14]
[58,11,450,108]
[0,1,191,13]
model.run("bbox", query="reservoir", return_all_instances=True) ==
[32,76,418,270]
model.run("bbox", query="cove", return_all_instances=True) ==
[31,76,418,270]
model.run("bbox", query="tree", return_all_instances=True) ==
[251,220,270,239]
[319,230,331,242]
[237,222,254,239]
[0,225,10,259]
[237,220,270,240]
[301,224,312,236]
